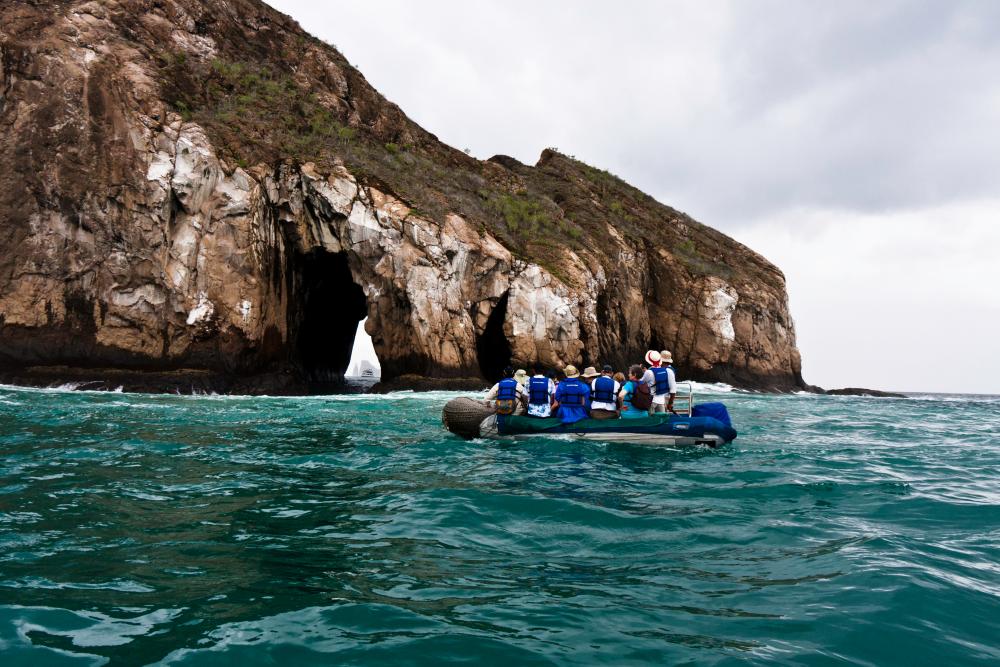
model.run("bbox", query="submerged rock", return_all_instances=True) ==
[826,388,907,398]
[0,0,807,393]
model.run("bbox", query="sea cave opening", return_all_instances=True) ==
[476,291,512,383]
[294,250,368,387]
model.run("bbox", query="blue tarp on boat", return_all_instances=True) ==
[692,402,732,428]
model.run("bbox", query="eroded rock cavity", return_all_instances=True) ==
[476,291,512,382]
[292,250,367,384]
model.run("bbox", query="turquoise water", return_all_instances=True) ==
[0,384,998,666]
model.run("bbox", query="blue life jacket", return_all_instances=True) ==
[651,366,672,396]
[527,377,550,405]
[559,378,588,406]
[495,377,520,416]
[497,378,520,401]
[593,376,616,403]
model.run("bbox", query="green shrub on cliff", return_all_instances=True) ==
[159,53,352,167]
[489,193,549,233]
[481,191,584,255]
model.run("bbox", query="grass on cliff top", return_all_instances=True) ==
[159,53,353,168]
[484,191,583,248]
[529,150,745,279]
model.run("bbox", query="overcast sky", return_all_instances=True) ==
[270,0,1000,394]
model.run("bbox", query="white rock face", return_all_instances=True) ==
[171,125,219,214]
[186,293,215,326]
[507,265,585,366]
[146,150,173,182]
[704,281,739,343]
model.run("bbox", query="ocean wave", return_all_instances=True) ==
[1,386,998,664]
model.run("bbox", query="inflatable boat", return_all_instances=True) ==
[442,397,737,447]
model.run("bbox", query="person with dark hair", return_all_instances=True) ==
[620,364,651,418]
[525,363,556,418]
[589,364,620,419]
[485,366,525,415]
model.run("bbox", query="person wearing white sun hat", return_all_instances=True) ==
[652,350,677,413]
[640,350,660,415]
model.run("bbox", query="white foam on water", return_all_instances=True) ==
[0,382,116,396]
[0,383,75,395]
[907,392,1000,404]
[313,389,482,403]
[681,380,738,395]
[53,382,88,391]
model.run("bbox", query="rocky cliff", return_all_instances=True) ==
[0,0,806,393]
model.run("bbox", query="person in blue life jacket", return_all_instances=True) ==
[553,365,591,424]
[525,363,556,418]
[650,350,677,414]
[485,366,526,416]
[580,365,600,385]
[589,364,621,419]
[619,364,649,419]
[640,350,659,414]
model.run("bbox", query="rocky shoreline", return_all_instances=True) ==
[824,387,907,398]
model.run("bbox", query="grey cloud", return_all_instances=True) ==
[263,0,1000,392]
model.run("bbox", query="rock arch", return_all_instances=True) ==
[290,249,367,386]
